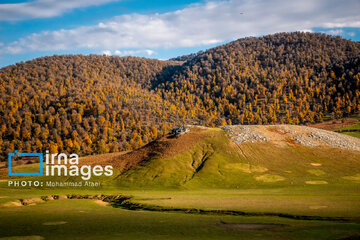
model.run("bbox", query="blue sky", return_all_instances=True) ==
[0,0,359,68]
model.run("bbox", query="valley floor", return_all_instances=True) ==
[0,186,360,240]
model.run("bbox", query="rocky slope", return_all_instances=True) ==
[222,125,360,151]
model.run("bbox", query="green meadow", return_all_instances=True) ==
[1,198,360,240]
[1,185,360,240]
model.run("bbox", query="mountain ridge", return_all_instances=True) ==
[0,32,359,159]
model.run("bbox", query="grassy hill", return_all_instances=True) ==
[3,125,359,189]
[108,125,360,190]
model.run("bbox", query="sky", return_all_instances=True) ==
[0,0,359,68]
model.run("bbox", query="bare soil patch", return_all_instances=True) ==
[255,174,285,183]
[78,151,129,166]
[309,205,328,209]
[22,198,44,206]
[94,200,109,206]
[2,201,23,207]
[311,163,322,166]
[305,181,328,185]
[106,127,208,173]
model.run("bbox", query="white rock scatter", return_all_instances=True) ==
[306,129,360,152]
[293,134,320,147]
[221,125,269,144]
[221,124,360,152]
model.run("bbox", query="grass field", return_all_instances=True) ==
[1,198,360,240]
[0,186,360,240]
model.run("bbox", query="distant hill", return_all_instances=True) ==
[0,32,359,159]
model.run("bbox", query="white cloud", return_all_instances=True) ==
[0,0,118,21]
[299,29,313,33]
[113,49,155,56]
[1,0,359,54]
[322,29,358,38]
[102,50,112,56]
[103,49,155,56]
[324,29,344,35]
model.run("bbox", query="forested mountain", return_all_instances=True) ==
[1,32,359,159]
[158,32,360,126]
[0,56,187,158]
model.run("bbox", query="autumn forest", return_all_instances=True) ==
[0,32,359,160]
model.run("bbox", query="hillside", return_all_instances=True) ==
[158,32,360,126]
[0,55,188,160]
[3,124,359,189]
[89,125,360,189]
[1,32,359,160]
